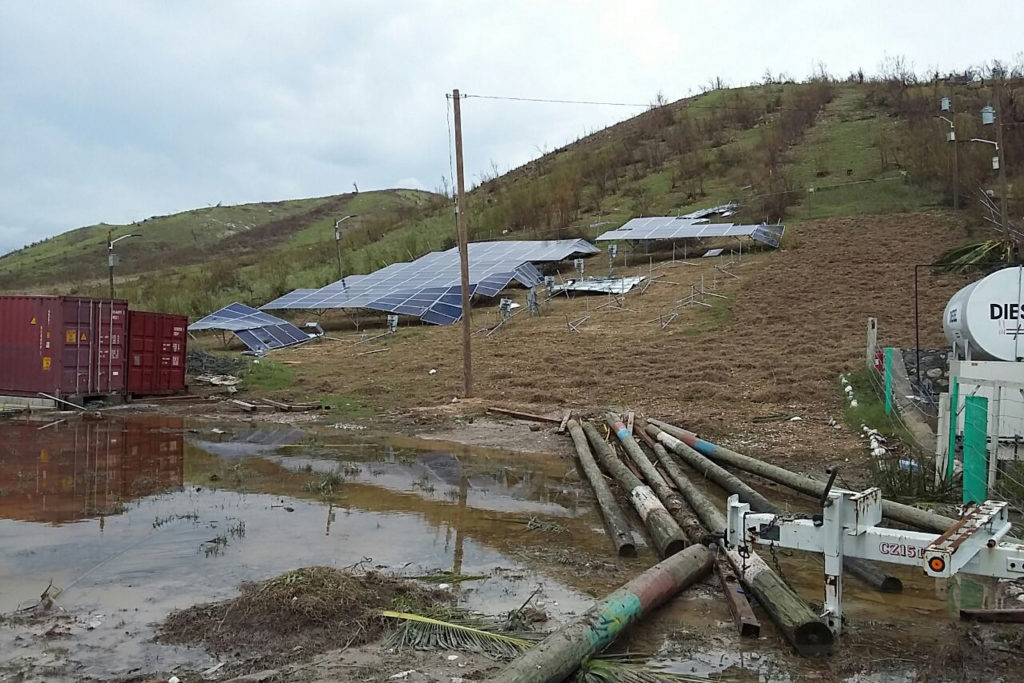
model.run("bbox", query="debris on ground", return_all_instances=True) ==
[330,422,367,430]
[193,374,242,386]
[187,349,248,376]
[158,567,452,657]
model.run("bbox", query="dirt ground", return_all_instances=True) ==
[256,210,974,475]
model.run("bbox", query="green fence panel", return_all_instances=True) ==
[963,395,989,504]
[884,347,893,415]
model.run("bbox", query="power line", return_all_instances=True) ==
[459,88,836,113]
[444,95,456,202]
[461,93,650,108]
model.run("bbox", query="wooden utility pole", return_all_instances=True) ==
[452,89,473,397]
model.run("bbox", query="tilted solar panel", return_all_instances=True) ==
[188,302,293,331]
[261,239,596,325]
[234,323,311,353]
[188,302,313,353]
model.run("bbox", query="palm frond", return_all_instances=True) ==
[380,610,536,660]
[935,239,1016,273]
[575,655,705,683]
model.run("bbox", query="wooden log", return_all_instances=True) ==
[581,422,686,559]
[488,406,561,424]
[727,547,833,657]
[605,414,706,545]
[642,425,832,656]
[567,419,637,557]
[228,399,257,413]
[633,421,760,637]
[558,410,572,434]
[646,424,774,512]
[486,544,713,683]
[959,608,1024,623]
[647,417,963,535]
[646,422,903,593]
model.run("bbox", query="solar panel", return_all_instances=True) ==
[262,239,597,325]
[188,303,313,353]
[234,323,311,353]
[596,218,785,247]
[188,302,291,331]
[703,248,724,258]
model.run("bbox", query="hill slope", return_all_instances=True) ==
[0,189,439,291]
[2,75,1018,317]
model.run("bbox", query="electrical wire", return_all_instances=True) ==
[459,90,837,113]
[444,94,456,204]
[462,93,650,108]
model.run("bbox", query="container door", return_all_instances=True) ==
[159,315,187,392]
[127,311,156,394]
[61,299,93,394]
[0,296,61,396]
[95,300,127,394]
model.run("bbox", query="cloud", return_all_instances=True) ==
[1,0,1023,255]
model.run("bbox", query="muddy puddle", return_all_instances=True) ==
[0,417,607,680]
[0,416,1015,681]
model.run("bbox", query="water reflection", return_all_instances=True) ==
[0,418,184,524]
[0,419,594,679]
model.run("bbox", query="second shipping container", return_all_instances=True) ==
[126,310,188,396]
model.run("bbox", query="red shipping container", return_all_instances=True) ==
[0,295,127,401]
[126,310,187,396]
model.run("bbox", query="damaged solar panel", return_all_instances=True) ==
[596,218,784,248]
[550,276,646,295]
[262,239,598,325]
[188,302,316,353]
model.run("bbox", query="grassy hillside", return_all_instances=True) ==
[0,189,439,291]
[2,75,1019,318]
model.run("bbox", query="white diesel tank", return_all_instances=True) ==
[944,266,1024,361]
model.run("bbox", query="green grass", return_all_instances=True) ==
[841,368,956,503]
[242,359,294,392]
[841,367,909,440]
[0,190,435,292]
[317,393,375,419]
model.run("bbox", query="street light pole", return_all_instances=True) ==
[333,214,357,284]
[107,231,140,299]
[976,97,1009,238]
[939,94,959,211]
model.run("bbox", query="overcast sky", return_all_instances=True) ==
[1,1,1022,256]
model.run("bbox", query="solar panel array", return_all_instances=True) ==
[596,218,785,248]
[188,302,312,353]
[262,239,599,325]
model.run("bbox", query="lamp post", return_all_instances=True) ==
[970,102,1009,237]
[937,95,959,211]
[107,230,140,299]
[333,214,358,285]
